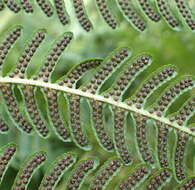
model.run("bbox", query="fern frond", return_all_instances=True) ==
[0,0,194,185]
[66,158,99,190]
[0,31,194,188]
[176,177,195,189]
[90,158,121,190]
[150,77,194,117]
[174,0,195,31]
[58,58,102,89]
[0,26,22,71]
[156,0,180,30]
[4,0,21,13]
[117,165,149,189]
[0,143,16,184]
[12,151,47,190]
[116,0,147,31]
[0,0,195,31]
[43,88,71,141]
[35,32,73,82]
[83,48,130,94]
[0,117,9,133]
[54,0,69,25]
[67,94,91,150]
[90,100,114,152]
[0,73,194,136]
[95,0,117,29]
[113,108,132,165]
[39,153,76,190]
[138,0,161,22]
[0,83,33,133]
[20,0,33,13]
[105,54,151,102]
[170,96,195,126]
[9,30,46,79]
[20,85,50,137]
[157,122,170,168]
[36,0,54,17]
[71,0,92,32]
[145,168,171,189]
[134,113,154,164]
[174,131,189,181]
[131,66,177,109]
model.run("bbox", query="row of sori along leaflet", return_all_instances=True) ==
[0,0,195,31]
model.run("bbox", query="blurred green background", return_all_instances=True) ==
[0,0,194,189]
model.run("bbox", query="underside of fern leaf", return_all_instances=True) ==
[0,26,194,189]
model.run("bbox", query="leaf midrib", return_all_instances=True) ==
[0,77,194,137]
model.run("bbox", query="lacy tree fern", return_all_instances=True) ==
[0,24,194,189]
